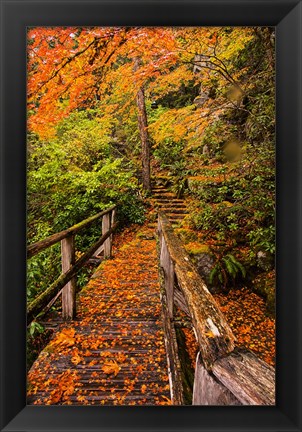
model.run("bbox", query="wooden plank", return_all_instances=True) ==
[158,213,236,369]
[159,235,174,318]
[27,205,116,258]
[93,243,104,258]
[102,213,111,258]
[174,285,190,316]
[212,349,275,405]
[192,352,241,405]
[159,268,184,405]
[61,235,76,320]
[27,222,119,323]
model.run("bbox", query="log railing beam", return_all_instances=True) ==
[157,212,275,406]
[158,212,236,369]
[27,221,119,324]
[27,205,116,259]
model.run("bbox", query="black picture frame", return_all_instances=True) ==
[0,0,301,431]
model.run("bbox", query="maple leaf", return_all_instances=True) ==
[71,352,82,365]
[102,361,121,376]
[49,328,76,348]
[205,330,215,338]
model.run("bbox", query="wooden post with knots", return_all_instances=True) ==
[102,212,112,258]
[61,234,76,320]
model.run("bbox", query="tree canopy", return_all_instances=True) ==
[27,26,275,314]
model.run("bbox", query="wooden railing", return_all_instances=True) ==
[27,206,117,324]
[157,212,275,406]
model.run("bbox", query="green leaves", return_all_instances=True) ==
[209,254,246,288]
[27,109,146,305]
[29,321,45,338]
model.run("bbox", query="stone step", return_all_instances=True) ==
[158,208,187,214]
[156,202,186,207]
[155,199,185,204]
[166,214,185,220]
[152,187,168,192]
[152,191,175,197]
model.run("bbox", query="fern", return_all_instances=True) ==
[210,254,246,288]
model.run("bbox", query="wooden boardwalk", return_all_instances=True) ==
[27,225,171,406]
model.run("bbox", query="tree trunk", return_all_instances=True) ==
[134,58,151,192]
[136,86,151,191]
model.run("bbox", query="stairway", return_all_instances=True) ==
[152,185,188,227]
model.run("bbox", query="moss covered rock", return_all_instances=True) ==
[252,270,275,316]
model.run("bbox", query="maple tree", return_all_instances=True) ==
[27,26,276,405]
[27,27,178,190]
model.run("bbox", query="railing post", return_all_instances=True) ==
[110,208,116,249]
[160,230,174,318]
[61,234,76,320]
[102,212,112,258]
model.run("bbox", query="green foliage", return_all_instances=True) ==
[27,324,53,372]
[155,80,200,109]
[153,138,185,169]
[210,254,246,288]
[188,146,275,275]
[200,120,238,159]
[28,321,45,338]
[27,245,61,302]
[27,110,145,304]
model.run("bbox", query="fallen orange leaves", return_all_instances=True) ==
[27,223,171,406]
[102,361,121,376]
[214,287,275,366]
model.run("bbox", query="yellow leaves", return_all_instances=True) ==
[71,351,82,365]
[158,395,172,405]
[141,384,147,394]
[205,330,215,339]
[101,361,121,377]
[77,395,86,403]
[49,328,75,349]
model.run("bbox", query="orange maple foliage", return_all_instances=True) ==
[27,27,178,137]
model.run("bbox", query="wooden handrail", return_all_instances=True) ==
[27,221,119,324]
[158,212,236,368]
[27,206,117,323]
[157,212,275,406]
[27,205,116,259]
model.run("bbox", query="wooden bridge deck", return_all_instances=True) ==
[27,225,171,406]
